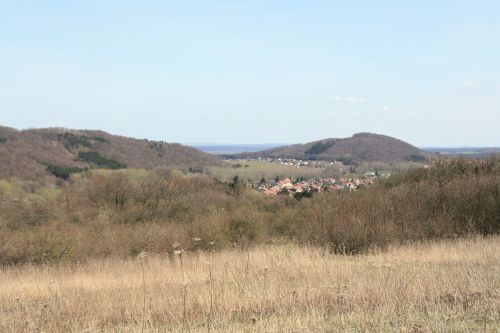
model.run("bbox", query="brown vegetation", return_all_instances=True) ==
[0,125,219,184]
[0,158,498,264]
[233,132,433,164]
[0,237,498,332]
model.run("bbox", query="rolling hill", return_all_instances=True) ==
[0,126,220,182]
[231,133,433,164]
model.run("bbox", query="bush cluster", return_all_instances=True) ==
[0,158,498,264]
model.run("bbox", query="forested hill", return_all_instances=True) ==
[0,126,220,182]
[232,133,433,164]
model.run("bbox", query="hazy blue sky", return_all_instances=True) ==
[1,1,499,146]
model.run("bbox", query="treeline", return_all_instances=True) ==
[0,158,498,264]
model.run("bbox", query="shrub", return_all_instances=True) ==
[0,158,498,264]
[229,216,258,246]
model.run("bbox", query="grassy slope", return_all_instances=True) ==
[0,237,498,332]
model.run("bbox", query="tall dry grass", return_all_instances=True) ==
[0,236,498,332]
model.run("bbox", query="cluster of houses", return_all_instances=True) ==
[256,174,377,197]
[262,157,339,168]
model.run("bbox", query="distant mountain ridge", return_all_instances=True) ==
[193,143,285,155]
[421,147,500,157]
[0,126,219,182]
[231,133,433,164]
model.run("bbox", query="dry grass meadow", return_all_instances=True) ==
[206,160,330,183]
[0,236,498,332]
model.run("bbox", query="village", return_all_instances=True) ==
[256,173,379,197]
[249,157,342,168]
[223,157,384,197]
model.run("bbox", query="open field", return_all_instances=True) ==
[206,160,427,184]
[206,160,336,183]
[0,237,498,332]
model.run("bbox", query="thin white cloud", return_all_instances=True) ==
[464,80,477,87]
[381,106,392,112]
[406,109,416,115]
[333,96,367,103]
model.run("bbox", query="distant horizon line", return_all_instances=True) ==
[187,143,288,147]
[188,143,500,149]
[1,124,498,149]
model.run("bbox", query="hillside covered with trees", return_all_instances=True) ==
[0,126,220,184]
[232,133,433,164]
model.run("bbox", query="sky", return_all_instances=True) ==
[0,1,499,147]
